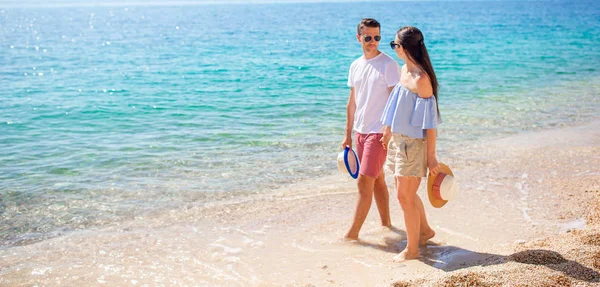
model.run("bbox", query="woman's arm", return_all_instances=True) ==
[426,128,440,176]
[381,125,392,150]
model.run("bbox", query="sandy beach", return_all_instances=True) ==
[1,120,599,286]
[2,1,600,286]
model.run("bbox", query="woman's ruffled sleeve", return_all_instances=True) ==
[380,86,400,126]
[410,96,442,129]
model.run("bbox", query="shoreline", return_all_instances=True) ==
[1,120,599,286]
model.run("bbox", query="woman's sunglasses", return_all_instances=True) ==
[390,41,401,50]
[362,35,381,43]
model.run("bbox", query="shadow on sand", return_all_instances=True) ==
[354,226,599,284]
[352,226,408,253]
[421,245,599,283]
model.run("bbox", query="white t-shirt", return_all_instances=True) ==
[347,52,400,134]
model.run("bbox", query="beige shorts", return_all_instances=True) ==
[386,133,427,177]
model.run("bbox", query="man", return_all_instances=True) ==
[342,18,400,239]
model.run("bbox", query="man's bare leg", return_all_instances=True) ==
[345,174,375,240]
[373,171,391,227]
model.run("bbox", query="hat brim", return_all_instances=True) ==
[337,147,360,179]
[427,163,453,208]
[344,148,360,179]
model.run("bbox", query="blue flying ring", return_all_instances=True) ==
[344,147,360,179]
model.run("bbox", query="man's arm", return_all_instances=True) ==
[342,87,356,149]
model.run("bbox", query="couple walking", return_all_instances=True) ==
[341,18,442,262]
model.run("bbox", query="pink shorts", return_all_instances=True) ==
[354,132,386,178]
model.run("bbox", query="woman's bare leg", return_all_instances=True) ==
[393,176,422,261]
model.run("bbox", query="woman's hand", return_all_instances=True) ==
[381,127,392,150]
[428,155,440,176]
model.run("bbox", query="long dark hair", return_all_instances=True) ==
[397,26,439,114]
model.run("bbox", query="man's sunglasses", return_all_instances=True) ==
[390,41,401,50]
[362,35,381,42]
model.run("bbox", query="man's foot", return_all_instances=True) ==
[419,229,435,246]
[392,248,420,262]
[343,232,359,241]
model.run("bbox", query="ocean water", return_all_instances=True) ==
[1,1,599,246]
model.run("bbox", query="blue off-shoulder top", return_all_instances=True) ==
[380,84,442,139]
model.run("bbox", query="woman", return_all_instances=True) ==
[380,26,442,261]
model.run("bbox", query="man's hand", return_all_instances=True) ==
[341,136,352,150]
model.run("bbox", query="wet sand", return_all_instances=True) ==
[1,121,599,286]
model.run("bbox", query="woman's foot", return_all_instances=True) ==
[392,248,420,262]
[419,229,435,246]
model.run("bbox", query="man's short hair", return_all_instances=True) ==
[357,18,380,35]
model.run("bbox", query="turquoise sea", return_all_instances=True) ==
[1,0,599,246]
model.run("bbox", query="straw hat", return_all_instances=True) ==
[427,163,457,208]
[337,147,360,179]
